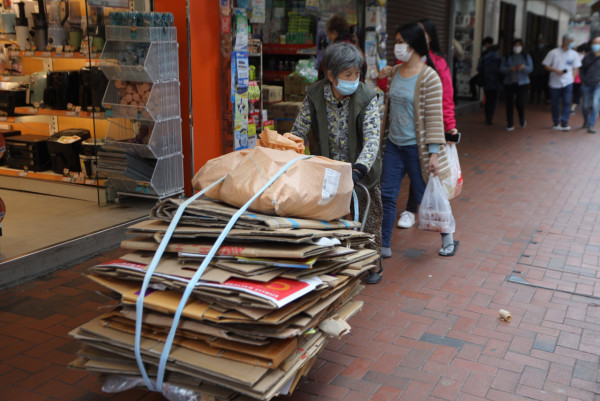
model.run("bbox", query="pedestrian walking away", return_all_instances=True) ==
[571,44,587,115]
[291,42,384,284]
[380,22,457,260]
[542,33,581,131]
[580,37,600,134]
[477,37,502,125]
[500,38,533,131]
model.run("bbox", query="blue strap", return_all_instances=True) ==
[133,176,225,391]
[151,155,312,390]
[352,189,359,230]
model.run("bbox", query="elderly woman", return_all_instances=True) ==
[291,42,383,284]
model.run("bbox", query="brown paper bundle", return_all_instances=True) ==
[192,146,352,220]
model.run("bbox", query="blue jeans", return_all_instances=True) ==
[381,141,426,248]
[582,84,600,128]
[550,84,573,127]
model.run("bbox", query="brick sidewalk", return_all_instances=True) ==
[1,103,600,401]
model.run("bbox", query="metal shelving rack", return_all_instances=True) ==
[98,25,183,200]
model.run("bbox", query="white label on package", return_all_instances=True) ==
[318,168,341,206]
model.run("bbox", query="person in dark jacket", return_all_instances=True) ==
[291,42,384,284]
[581,36,600,133]
[477,42,502,125]
[500,38,533,130]
[530,35,550,104]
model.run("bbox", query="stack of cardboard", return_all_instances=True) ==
[69,197,378,400]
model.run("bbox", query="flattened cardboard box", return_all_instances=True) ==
[70,301,363,400]
[121,236,332,259]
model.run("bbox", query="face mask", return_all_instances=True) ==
[569,42,575,50]
[395,43,413,62]
[513,46,522,54]
[335,78,359,96]
[592,44,600,53]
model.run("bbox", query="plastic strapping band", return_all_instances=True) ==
[152,155,312,390]
[133,175,225,391]
[352,189,359,230]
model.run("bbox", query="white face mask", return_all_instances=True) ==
[394,43,413,62]
[513,46,522,54]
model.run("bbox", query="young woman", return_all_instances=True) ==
[378,19,459,230]
[380,22,457,259]
[500,38,533,130]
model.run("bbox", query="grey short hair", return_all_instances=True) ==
[323,42,363,79]
[563,33,575,42]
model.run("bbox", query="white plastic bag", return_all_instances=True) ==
[447,143,463,199]
[440,143,463,200]
[418,174,456,233]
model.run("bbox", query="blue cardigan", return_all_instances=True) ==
[500,54,533,86]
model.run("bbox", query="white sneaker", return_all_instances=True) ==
[561,125,571,131]
[397,211,415,228]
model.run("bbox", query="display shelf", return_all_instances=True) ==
[0,75,30,83]
[100,41,179,82]
[105,117,182,159]
[9,50,101,60]
[103,80,180,121]
[13,107,105,119]
[105,26,177,42]
[102,153,183,199]
[263,70,292,82]
[0,166,105,186]
[99,24,184,199]
[263,44,315,55]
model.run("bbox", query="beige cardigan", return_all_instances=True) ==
[382,64,451,188]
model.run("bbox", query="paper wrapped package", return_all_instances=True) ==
[256,128,305,154]
[192,146,353,220]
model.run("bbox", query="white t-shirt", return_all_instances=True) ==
[542,48,582,88]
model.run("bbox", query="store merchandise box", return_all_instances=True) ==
[275,119,295,133]
[267,102,287,119]
[284,102,303,119]
[284,74,312,101]
[6,135,51,172]
[262,85,283,103]
[47,129,92,174]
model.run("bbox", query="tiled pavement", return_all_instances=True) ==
[2,103,600,401]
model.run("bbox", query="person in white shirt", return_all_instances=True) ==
[542,33,582,130]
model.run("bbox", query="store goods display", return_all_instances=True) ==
[44,70,79,110]
[0,85,27,115]
[99,24,183,199]
[262,85,282,103]
[46,0,69,48]
[47,128,91,173]
[69,194,376,400]
[78,66,109,111]
[6,134,51,171]
[79,138,104,178]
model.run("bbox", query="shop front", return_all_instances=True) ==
[216,0,389,152]
[0,0,194,286]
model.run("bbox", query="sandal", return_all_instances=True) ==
[365,257,383,284]
[439,240,459,257]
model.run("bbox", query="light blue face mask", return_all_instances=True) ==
[569,42,575,50]
[335,78,359,96]
[592,44,600,53]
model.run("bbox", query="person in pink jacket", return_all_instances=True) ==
[377,19,459,229]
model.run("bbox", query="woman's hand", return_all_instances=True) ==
[447,128,458,144]
[378,66,392,80]
[429,153,439,176]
